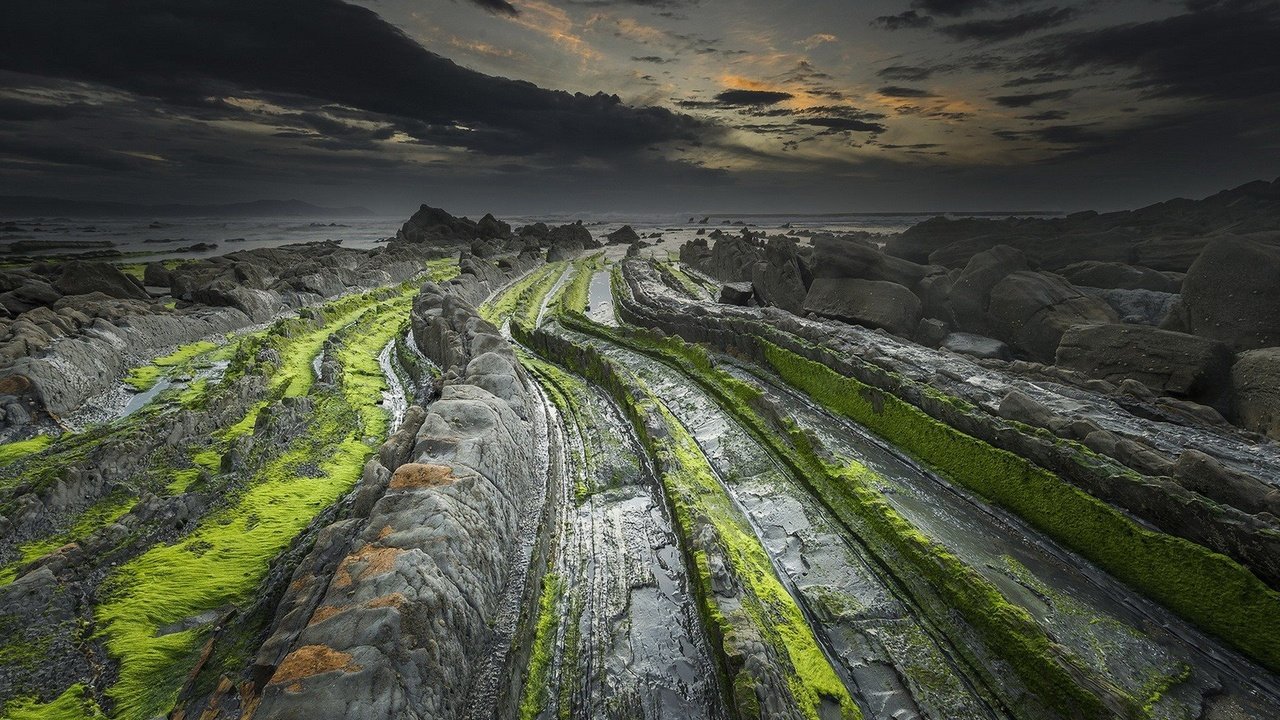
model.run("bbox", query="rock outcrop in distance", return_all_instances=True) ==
[677,176,1280,440]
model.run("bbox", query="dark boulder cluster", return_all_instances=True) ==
[679,176,1280,439]
[396,204,602,262]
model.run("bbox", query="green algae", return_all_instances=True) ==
[518,572,566,720]
[123,340,219,391]
[545,313,1126,718]
[91,280,422,719]
[517,321,860,720]
[0,435,52,467]
[760,339,1280,676]
[2,683,107,720]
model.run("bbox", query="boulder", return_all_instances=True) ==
[143,262,171,288]
[475,213,510,239]
[809,236,935,287]
[986,271,1117,362]
[947,245,1029,333]
[1056,324,1234,413]
[702,233,759,282]
[606,225,641,245]
[941,332,1012,360]
[719,282,755,306]
[803,278,921,337]
[0,279,62,315]
[397,204,477,244]
[1232,347,1280,440]
[1057,261,1181,292]
[53,261,149,300]
[191,281,278,321]
[1182,234,1280,351]
[625,242,642,258]
[750,237,810,314]
[1081,287,1178,326]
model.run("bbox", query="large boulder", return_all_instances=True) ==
[947,245,1029,333]
[803,278,921,337]
[1056,261,1181,293]
[809,236,935,287]
[1232,347,1280,440]
[750,237,810,314]
[475,213,510,239]
[702,233,759,282]
[986,271,1118,362]
[53,261,149,300]
[545,222,601,257]
[606,225,641,245]
[719,282,755,306]
[1056,324,1234,413]
[398,204,477,244]
[1182,234,1280,351]
[0,278,62,315]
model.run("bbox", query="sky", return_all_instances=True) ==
[1,0,1278,216]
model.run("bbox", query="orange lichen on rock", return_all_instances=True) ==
[332,545,403,588]
[270,645,362,684]
[389,463,456,489]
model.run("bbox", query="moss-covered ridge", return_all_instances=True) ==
[515,319,860,720]
[760,338,1280,675]
[546,310,1132,719]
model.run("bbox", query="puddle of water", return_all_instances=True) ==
[586,270,618,327]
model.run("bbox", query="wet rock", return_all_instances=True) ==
[53,261,149,300]
[1056,324,1234,413]
[939,332,1012,361]
[986,270,1117,362]
[1232,347,1280,440]
[1182,233,1280,351]
[719,282,755,306]
[1081,287,1178,326]
[997,390,1053,428]
[1173,449,1280,517]
[803,278,921,337]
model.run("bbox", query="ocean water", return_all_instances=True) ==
[0,211,1048,264]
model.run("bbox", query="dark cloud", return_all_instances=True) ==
[880,142,941,149]
[1020,109,1069,120]
[632,56,675,63]
[463,0,519,16]
[0,0,709,160]
[796,117,887,133]
[1003,72,1072,87]
[872,11,935,30]
[877,65,936,81]
[991,89,1075,106]
[1017,0,1280,101]
[0,98,93,121]
[878,85,937,98]
[713,89,794,105]
[911,0,1029,17]
[939,7,1078,42]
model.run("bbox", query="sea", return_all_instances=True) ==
[0,211,1054,265]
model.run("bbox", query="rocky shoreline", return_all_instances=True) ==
[2,183,1280,719]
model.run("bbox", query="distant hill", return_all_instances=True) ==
[0,196,375,218]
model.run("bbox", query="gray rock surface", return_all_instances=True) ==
[1182,234,1280,351]
[1232,347,1280,440]
[1056,324,1235,413]
[986,270,1118,362]
[804,277,921,337]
